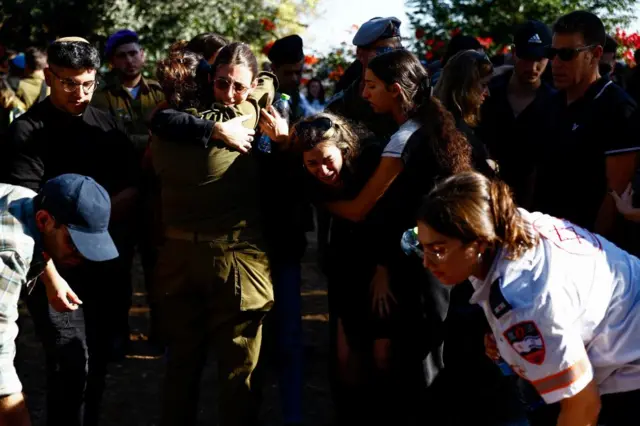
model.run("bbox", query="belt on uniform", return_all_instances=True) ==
[164,227,244,243]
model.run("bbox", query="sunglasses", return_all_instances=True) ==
[214,77,250,95]
[292,116,334,146]
[545,44,597,61]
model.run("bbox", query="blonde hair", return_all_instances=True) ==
[419,172,538,259]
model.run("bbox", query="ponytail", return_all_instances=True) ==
[415,95,472,174]
[488,179,537,259]
[419,172,537,259]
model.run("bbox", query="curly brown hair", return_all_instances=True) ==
[155,43,202,110]
[434,50,494,127]
[367,49,472,174]
[419,172,538,259]
[292,112,366,172]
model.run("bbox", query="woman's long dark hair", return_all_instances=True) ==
[367,50,472,174]
[306,77,325,104]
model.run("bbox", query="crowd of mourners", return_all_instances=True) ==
[2,9,640,426]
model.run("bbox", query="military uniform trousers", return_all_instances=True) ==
[154,229,274,426]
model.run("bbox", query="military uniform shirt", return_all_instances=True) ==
[469,209,640,404]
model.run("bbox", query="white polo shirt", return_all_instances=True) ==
[469,209,640,404]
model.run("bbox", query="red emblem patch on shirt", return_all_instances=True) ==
[503,321,546,365]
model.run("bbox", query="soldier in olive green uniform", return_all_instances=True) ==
[91,30,165,155]
[0,47,49,119]
[151,45,275,426]
[91,30,165,351]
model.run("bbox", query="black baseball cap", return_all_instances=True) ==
[37,174,118,262]
[513,20,552,59]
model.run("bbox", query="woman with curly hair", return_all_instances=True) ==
[291,49,473,425]
[434,49,497,176]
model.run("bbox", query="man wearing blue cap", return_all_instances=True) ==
[1,37,139,426]
[326,16,403,140]
[0,174,117,426]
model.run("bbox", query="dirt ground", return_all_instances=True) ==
[16,233,334,426]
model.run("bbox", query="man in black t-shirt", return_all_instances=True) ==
[0,37,138,426]
[477,20,556,208]
[533,11,640,238]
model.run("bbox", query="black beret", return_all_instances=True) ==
[268,34,304,65]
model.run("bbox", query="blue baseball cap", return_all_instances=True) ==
[353,17,401,47]
[37,174,118,262]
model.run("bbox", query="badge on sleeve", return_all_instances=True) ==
[503,321,545,365]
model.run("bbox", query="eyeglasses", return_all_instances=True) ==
[423,241,474,265]
[545,44,597,61]
[49,68,98,94]
[214,77,250,95]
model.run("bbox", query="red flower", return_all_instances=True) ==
[476,36,493,49]
[260,18,276,32]
[434,40,445,50]
[426,51,434,61]
[450,28,461,37]
[328,65,345,81]
[262,40,275,55]
[304,55,319,65]
[424,38,434,46]
[415,28,425,39]
[500,45,511,55]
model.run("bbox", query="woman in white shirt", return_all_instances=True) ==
[416,171,640,426]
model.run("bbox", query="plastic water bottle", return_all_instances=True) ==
[401,227,424,258]
[257,93,291,153]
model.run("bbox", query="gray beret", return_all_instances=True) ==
[353,17,402,47]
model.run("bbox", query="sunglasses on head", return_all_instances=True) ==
[292,116,334,145]
[545,44,597,61]
[214,77,250,95]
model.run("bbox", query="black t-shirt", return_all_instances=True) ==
[476,70,556,205]
[0,97,138,195]
[532,78,640,230]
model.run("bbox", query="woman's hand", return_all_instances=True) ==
[212,115,255,154]
[259,106,290,146]
[611,183,640,222]
[370,265,396,318]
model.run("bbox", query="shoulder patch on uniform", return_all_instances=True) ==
[489,278,512,319]
[503,320,546,365]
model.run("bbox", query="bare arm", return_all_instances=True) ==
[594,152,638,236]
[556,380,601,426]
[324,157,404,222]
